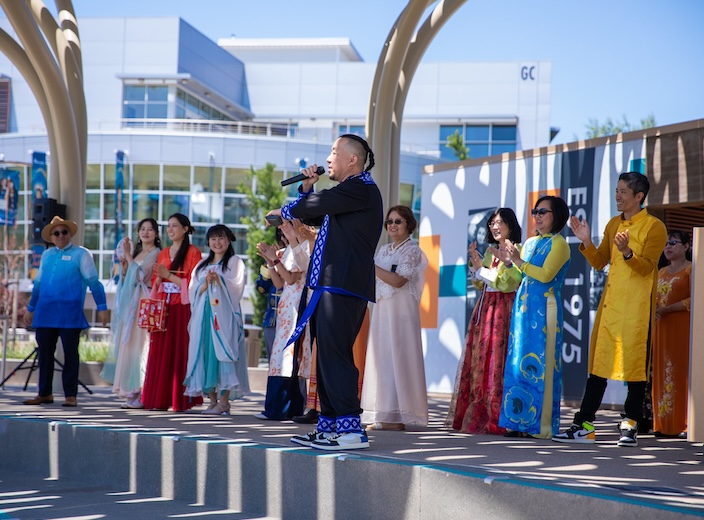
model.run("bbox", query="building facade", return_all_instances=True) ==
[0,16,553,321]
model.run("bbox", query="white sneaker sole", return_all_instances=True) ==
[311,440,370,451]
[552,436,595,444]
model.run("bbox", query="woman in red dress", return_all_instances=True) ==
[445,208,523,434]
[142,213,203,412]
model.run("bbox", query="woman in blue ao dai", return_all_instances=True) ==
[497,196,571,439]
[184,225,249,415]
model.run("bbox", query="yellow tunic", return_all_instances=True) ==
[581,209,667,381]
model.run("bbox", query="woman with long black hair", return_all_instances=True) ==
[142,213,203,412]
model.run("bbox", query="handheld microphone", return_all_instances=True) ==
[281,166,326,187]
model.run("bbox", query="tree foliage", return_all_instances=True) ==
[445,130,469,160]
[583,113,656,139]
[239,163,287,325]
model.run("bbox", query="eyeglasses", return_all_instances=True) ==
[52,230,70,237]
[531,208,553,217]
[385,218,405,226]
[488,220,505,228]
[665,240,682,246]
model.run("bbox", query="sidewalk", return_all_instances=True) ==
[0,385,703,519]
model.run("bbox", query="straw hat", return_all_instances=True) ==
[41,216,78,242]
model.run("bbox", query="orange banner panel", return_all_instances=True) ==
[419,235,440,329]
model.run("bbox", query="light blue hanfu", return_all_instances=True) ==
[101,248,159,398]
[498,233,570,438]
[184,256,250,398]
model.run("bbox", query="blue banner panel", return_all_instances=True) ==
[560,148,595,401]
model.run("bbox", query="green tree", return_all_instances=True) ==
[445,130,469,160]
[239,163,287,325]
[582,113,656,139]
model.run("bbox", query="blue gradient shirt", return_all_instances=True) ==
[28,243,107,329]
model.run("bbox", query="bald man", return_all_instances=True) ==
[269,134,383,450]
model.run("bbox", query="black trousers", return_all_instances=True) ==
[574,374,646,425]
[311,291,367,419]
[35,327,82,398]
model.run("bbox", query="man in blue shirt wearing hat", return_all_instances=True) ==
[23,216,108,407]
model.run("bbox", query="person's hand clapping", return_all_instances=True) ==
[569,215,592,245]
[613,229,631,256]
[467,241,483,270]
[256,242,278,264]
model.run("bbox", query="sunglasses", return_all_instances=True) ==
[531,208,553,217]
[385,218,405,226]
[665,240,682,246]
[52,229,70,237]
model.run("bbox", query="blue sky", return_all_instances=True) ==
[21,0,704,144]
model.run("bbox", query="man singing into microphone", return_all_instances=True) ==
[268,134,383,450]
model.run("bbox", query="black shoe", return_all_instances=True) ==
[292,409,319,424]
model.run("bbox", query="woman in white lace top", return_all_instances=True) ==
[361,205,428,430]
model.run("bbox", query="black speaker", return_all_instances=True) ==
[32,197,67,242]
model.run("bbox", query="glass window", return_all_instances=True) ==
[191,194,222,223]
[399,183,415,209]
[85,193,101,220]
[233,229,247,255]
[163,165,190,191]
[439,125,462,141]
[133,164,160,191]
[122,104,145,119]
[84,223,99,250]
[147,86,168,102]
[103,193,115,220]
[103,223,123,251]
[224,167,251,193]
[465,125,490,141]
[195,166,222,193]
[491,143,517,155]
[86,164,101,189]
[163,194,189,220]
[104,164,116,189]
[133,193,158,222]
[492,125,517,141]
[123,86,146,102]
[223,196,248,224]
[467,144,489,159]
[101,254,114,281]
[440,147,460,162]
[190,226,209,250]
[146,104,168,118]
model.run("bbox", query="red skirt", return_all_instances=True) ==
[446,290,515,434]
[142,301,203,412]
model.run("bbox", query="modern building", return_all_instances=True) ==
[0,16,554,319]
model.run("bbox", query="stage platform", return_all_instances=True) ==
[0,384,703,519]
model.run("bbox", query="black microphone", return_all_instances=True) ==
[281,166,326,187]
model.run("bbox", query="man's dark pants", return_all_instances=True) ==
[312,291,367,419]
[36,327,82,398]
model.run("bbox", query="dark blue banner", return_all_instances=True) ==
[31,151,47,202]
[560,149,595,402]
[115,151,125,243]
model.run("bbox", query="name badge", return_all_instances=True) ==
[61,255,71,261]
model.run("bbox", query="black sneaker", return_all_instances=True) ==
[617,419,638,447]
[552,422,595,444]
[290,429,333,447]
[311,431,370,451]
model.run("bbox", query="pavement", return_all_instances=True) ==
[0,384,703,519]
